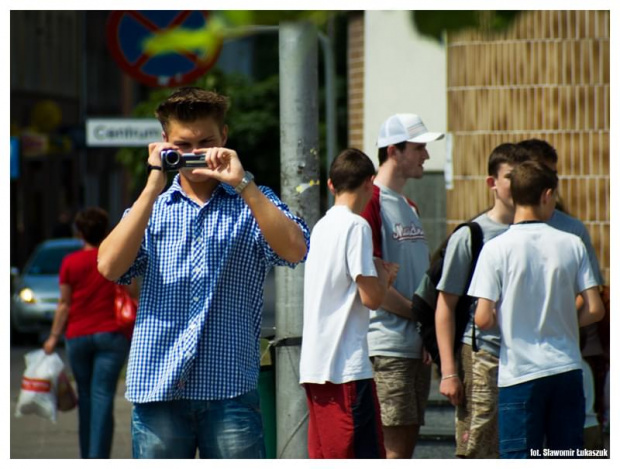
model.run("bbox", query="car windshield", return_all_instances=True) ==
[25,245,81,275]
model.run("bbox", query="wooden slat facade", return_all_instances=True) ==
[348,13,365,150]
[447,10,610,283]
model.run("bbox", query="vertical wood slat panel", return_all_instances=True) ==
[446,10,609,283]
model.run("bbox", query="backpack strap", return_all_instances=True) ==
[467,222,484,271]
[451,221,484,279]
[452,222,484,353]
[466,221,483,352]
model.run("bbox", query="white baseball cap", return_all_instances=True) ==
[377,113,444,148]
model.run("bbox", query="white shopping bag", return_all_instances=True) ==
[15,349,65,422]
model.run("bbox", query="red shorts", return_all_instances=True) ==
[303,379,385,459]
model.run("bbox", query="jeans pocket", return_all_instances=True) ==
[498,401,528,457]
[235,389,261,413]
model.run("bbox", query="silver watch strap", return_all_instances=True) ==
[234,171,254,194]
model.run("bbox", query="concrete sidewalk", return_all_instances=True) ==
[10,345,456,459]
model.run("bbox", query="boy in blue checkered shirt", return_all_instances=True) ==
[98,87,310,459]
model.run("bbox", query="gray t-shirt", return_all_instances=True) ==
[362,183,430,358]
[548,209,604,356]
[436,212,508,357]
[548,209,603,285]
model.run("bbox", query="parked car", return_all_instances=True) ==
[11,238,83,340]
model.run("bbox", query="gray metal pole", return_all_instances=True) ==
[276,21,320,459]
[318,31,337,208]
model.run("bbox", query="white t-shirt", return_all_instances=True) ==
[300,205,378,384]
[468,222,598,388]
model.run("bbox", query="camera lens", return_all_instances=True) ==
[161,149,181,170]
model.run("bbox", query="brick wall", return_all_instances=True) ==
[447,10,610,283]
[348,13,365,150]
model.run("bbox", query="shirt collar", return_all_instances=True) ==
[163,174,238,204]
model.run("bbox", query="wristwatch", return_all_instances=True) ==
[234,171,254,194]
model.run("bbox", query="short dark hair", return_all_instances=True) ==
[155,87,229,133]
[487,143,531,177]
[74,207,109,246]
[509,160,558,207]
[377,141,407,166]
[517,138,558,166]
[329,148,376,194]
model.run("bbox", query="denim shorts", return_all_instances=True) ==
[498,370,584,459]
[131,389,265,459]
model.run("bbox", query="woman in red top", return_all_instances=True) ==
[44,207,132,458]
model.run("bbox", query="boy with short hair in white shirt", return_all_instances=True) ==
[469,160,605,459]
[300,148,398,459]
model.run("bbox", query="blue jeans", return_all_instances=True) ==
[131,390,266,459]
[66,331,130,458]
[498,370,585,458]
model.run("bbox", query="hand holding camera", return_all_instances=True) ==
[159,146,246,188]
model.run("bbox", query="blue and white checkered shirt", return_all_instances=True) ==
[118,175,310,403]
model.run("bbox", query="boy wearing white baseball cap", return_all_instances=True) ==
[361,113,444,458]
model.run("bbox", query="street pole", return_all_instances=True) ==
[276,21,320,459]
[318,29,337,208]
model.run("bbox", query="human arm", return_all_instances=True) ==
[239,183,307,263]
[124,279,140,300]
[577,287,605,327]
[380,287,414,319]
[43,284,71,354]
[474,298,497,330]
[191,147,307,263]
[436,291,463,405]
[98,143,170,281]
[356,259,398,310]
[358,189,410,316]
[435,227,479,403]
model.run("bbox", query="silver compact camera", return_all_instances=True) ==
[160,149,206,172]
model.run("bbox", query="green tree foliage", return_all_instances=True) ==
[411,10,521,42]
[142,10,519,59]
[117,10,519,197]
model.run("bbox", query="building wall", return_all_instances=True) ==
[348,13,365,151]
[447,10,610,283]
[347,11,448,253]
[363,11,447,172]
[10,11,131,267]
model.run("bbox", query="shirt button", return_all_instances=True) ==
[190,324,196,330]
[194,267,201,274]
[193,297,199,302]
[195,237,202,243]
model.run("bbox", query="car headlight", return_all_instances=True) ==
[18,288,37,304]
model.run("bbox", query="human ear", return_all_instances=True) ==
[387,144,400,159]
[327,178,337,196]
[485,176,496,189]
[221,125,228,146]
[541,188,554,205]
[162,131,168,142]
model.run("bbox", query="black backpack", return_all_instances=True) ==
[411,222,484,369]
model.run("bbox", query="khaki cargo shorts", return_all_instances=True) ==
[370,356,431,427]
[455,343,499,458]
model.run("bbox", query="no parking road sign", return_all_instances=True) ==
[106,11,222,87]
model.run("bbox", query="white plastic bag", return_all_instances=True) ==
[15,349,65,422]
